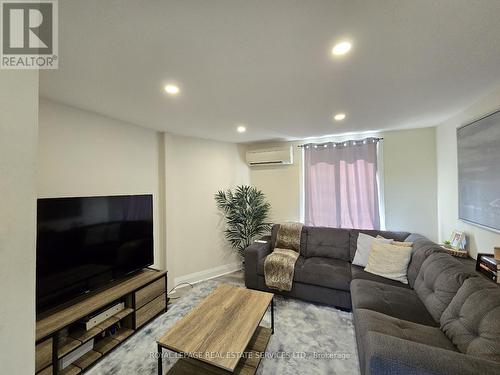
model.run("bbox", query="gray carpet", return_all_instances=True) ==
[87,277,360,375]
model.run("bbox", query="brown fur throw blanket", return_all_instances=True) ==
[264,222,303,291]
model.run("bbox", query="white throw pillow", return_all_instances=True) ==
[364,242,413,284]
[352,233,392,267]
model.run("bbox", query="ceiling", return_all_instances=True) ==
[40,0,500,143]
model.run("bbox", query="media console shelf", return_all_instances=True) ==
[35,268,167,375]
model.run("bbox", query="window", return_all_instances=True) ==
[303,138,382,230]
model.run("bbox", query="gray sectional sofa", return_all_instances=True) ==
[244,225,500,375]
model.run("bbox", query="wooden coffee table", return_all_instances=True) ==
[156,284,274,374]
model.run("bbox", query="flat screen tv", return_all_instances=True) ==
[36,194,154,314]
[457,109,500,232]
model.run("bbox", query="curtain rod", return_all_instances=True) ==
[297,137,383,148]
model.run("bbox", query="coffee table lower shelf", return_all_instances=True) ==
[165,326,272,375]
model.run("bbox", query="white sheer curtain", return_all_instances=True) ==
[304,138,381,230]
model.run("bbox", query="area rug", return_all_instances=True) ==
[87,278,360,375]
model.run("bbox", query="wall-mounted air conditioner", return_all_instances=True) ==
[245,146,293,166]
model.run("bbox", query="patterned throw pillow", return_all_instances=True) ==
[364,242,413,284]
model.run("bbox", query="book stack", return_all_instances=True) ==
[476,253,499,283]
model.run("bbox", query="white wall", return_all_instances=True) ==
[437,85,500,258]
[249,149,302,224]
[0,71,38,375]
[38,99,165,269]
[246,127,438,241]
[164,134,250,286]
[383,127,437,240]
[38,99,250,289]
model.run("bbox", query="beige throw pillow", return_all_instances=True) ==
[392,240,413,247]
[364,242,413,284]
[376,235,413,247]
[353,233,393,267]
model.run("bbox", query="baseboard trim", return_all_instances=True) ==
[173,262,242,287]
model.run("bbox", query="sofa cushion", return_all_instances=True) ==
[354,308,457,351]
[351,279,437,326]
[294,257,351,291]
[304,227,350,261]
[414,252,476,323]
[354,308,457,375]
[349,229,411,261]
[441,277,500,362]
[351,264,410,289]
[405,233,444,288]
[361,331,500,375]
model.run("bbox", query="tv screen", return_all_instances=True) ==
[36,194,154,314]
[457,109,500,232]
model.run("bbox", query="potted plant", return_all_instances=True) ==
[215,185,271,259]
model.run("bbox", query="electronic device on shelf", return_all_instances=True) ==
[80,302,125,330]
[36,194,154,314]
[476,253,499,283]
[59,339,94,370]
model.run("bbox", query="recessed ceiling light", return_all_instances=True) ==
[164,84,180,95]
[236,125,247,133]
[332,41,352,56]
[333,113,347,121]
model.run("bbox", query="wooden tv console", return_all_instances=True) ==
[35,268,167,375]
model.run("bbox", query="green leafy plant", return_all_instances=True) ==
[215,185,271,258]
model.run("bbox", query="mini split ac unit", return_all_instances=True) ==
[245,146,293,166]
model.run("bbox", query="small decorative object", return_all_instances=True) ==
[215,185,271,258]
[449,230,466,250]
[442,230,468,258]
